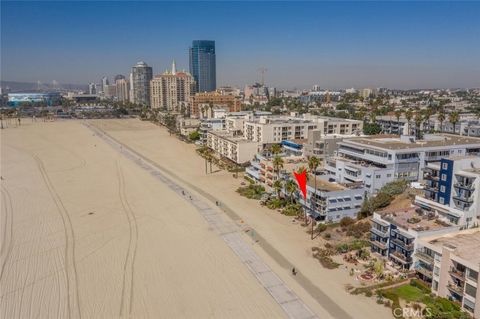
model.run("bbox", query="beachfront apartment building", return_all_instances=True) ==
[245,152,365,222]
[303,131,361,161]
[244,116,317,145]
[225,111,272,133]
[206,130,259,164]
[414,229,480,318]
[198,118,225,144]
[245,153,306,191]
[325,134,480,194]
[297,176,365,223]
[370,209,460,270]
[243,114,362,146]
[415,156,480,227]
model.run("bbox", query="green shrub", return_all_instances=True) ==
[340,217,356,227]
[282,203,302,216]
[316,224,328,233]
[410,279,431,294]
[370,192,393,209]
[266,198,287,209]
[236,184,265,199]
[380,180,408,196]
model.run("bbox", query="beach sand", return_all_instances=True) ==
[0,120,287,318]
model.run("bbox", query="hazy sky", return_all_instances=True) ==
[2,1,480,89]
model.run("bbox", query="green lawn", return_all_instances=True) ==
[392,285,424,302]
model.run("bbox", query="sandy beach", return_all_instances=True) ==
[0,120,288,318]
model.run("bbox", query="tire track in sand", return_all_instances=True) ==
[33,155,81,319]
[0,184,14,284]
[116,162,138,318]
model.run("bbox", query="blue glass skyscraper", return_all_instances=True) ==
[189,40,216,93]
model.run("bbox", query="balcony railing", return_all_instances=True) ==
[371,227,389,238]
[449,268,466,281]
[390,251,412,264]
[453,182,475,191]
[370,239,388,250]
[424,173,439,181]
[452,195,473,204]
[415,250,434,264]
[447,283,464,296]
[391,238,414,251]
[415,265,433,278]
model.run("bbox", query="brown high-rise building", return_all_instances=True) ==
[150,61,195,112]
[190,91,242,118]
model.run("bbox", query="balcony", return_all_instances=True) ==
[452,195,474,204]
[250,160,262,170]
[424,173,439,181]
[415,265,433,278]
[370,239,388,250]
[391,238,414,251]
[447,283,464,296]
[415,250,434,264]
[449,268,466,282]
[371,227,389,238]
[454,182,475,191]
[390,251,412,264]
[245,167,260,180]
[424,184,439,193]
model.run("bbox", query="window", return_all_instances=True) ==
[441,174,447,181]
[432,280,438,291]
[442,163,448,170]
[376,175,381,179]
[439,197,445,205]
[440,186,446,192]
[467,269,478,282]
[465,283,477,298]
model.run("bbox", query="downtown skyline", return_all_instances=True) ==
[2,1,480,89]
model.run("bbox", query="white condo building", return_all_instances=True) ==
[326,134,480,194]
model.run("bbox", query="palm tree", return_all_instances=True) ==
[273,180,283,199]
[272,155,284,179]
[405,108,413,135]
[423,109,432,133]
[449,111,460,135]
[270,143,282,155]
[307,156,320,216]
[414,112,423,139]
[437,110,445,132]
[369,112,377,124]
[285,179,297,204]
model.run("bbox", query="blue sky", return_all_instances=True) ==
[2,1,480,89]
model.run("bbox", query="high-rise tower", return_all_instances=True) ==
[189,40,216,93]
[131,61,153,106]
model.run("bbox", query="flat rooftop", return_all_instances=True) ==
[306,175,363,192]
[427,229,480,266]
[209,130,255,144]
[343,134,480,151]
[379,207,452,232]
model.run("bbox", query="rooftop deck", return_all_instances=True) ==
[343,134,480,151]
[427,229,480,266]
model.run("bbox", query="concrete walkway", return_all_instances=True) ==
[85,123,317,319]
